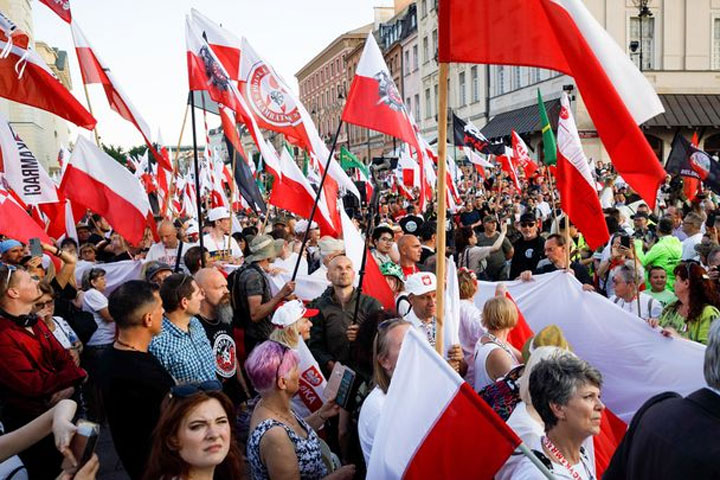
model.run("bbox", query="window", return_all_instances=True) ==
[513,66,521,90]
[331,62,335,76]
[425,88,431,118]
[434,83,438,116]
[532,67,541,84]
[406,97,412,117]
[713,18,720,70]
[432,29,438,61]
[458,71,466,106]
[423,37,429,63]
[414,94,420,122]
[404,51,409,74]
[471,66,479,103]
[412,45,418,70]
[629,15,655,70]
[421,0,427,17]
[496,66,505,95]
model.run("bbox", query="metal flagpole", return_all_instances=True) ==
[189,92,205,267]
[290,120,345,281]
[516,443,557,479]
[434,62,449,357]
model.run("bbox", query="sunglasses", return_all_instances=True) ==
[4,264,17,286]
[170,380,222,399]
[34,300,54,310]
[520,222,535,228]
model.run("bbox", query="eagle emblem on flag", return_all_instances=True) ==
[374,70,405,113]
[199,45,231,92]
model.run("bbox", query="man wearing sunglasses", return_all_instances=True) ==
[509,213,545,280]
[0,264,86,478]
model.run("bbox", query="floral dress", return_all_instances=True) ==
[247,413,328,480]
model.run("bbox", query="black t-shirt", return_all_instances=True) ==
[510,236,546,279]
[98,348,174,480]
[196,314,246,405]
[233,263,272,351]
[459,209,481,227]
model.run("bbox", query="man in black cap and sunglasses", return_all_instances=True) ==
[509,213,545,280]
[99,280,173,480]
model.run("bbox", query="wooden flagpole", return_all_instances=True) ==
[70,26,101,147]
[163,103,190,219]
[189,92,205,267]
[434,62,449,357]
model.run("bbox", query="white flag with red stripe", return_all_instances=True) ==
[367,328,521,478]
[556,93,609,250]
[60,136,153,245]
[0,187,53,245]
[439,0,665,207]
[511,130,538,178]
[71,21,169,171]
[0,111,58,205]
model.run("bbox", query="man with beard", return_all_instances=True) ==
[195,268,250,405]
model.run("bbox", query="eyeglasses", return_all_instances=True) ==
[34,300,54,310]
[175,275,192,305]
[169,380,222,399]
[378,236,393,242]
[377,318,405,331]
[520,223,535,228]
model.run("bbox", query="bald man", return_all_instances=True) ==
[397,234,422,276]
[145,220,192,269]
[195,268,249,404]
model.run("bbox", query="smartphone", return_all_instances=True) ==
[619,235,631,249]
[324,363,356,409]
[69,420,99,470]
[29,238,42,257]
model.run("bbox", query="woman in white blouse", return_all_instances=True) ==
[35,282,82,366]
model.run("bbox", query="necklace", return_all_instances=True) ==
[115,338,141,352]
[542,436,594,480]
[259,399,296,425]
[484,332,515,360]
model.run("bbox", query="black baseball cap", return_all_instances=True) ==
[519,213,536,224]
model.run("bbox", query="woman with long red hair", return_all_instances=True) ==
[143,381,245,480]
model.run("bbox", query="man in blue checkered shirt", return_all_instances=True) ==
[149,273,216,383]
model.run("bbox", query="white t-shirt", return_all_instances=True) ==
[145,241,193,267]
[609,291,663,320]
[459,299,485,388]
[83,288,113,346]
[681,232,702,261]
[512,435,596,480]
[49,316,79,349]
[496,402,544,480]
[358,386,386,466]
[202,234,243,260]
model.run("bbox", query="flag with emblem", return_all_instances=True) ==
[39,0,72,23]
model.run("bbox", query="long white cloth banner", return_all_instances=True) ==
[76,259,144,295]
[474,271,706,423]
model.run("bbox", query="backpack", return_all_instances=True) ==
[477,363,525,421]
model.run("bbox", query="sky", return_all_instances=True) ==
[33,0,392,150]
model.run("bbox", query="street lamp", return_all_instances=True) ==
[631,0,653,71]
[338,85,352,153]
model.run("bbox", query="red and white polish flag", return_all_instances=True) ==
[71,21,171,171]
[0,111,58,205]
[38,0,72,24]
[512,130,538,178]
[0,187,53,245]
[269,146,338,237]
[342,34,421,157]
[556,93,610,250]
[438,0,666,208]
[59,136,153,245]
[367,328,521,479]
[0,24,94,129]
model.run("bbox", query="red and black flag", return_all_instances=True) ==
[452,112,505,155]
[666,133,720,194]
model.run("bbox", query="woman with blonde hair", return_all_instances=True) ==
[457,268,485,386]
[473,295,523,391]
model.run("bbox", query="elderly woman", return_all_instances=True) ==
[245,341,355,480]
[656,261,720,344]
[473,296,523,391]
[513,355,604,479]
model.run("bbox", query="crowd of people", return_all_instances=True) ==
[0,160,719,479]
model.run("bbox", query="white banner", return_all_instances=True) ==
[76,259,143,295]
[474,271,706,422]
[291,338,327,417]
[0,110,58,205]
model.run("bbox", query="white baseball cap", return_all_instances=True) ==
[405,272,437,296]
[208,207,230,222]
[294,219,319,234]
[271,300,319,328]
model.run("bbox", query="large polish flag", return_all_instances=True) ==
[269,147,338,237]
[0,111,58,205]
[556,92,609,250]
[38,0,72,23]
[438,0,666,208]
[59,136,153,245]
[0,23,94,129]
[0,187,53,245]
[367,328,521,479]
[71,22,171,172]
[342,34,421,157]
[185,17,282,181]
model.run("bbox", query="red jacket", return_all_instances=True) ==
[0,316,86,416]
